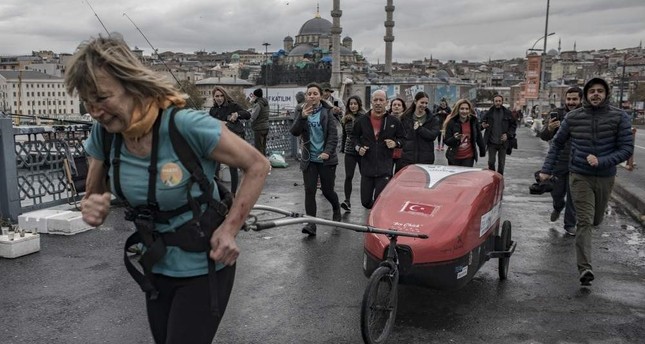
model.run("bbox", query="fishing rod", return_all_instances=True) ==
[122,12,198,109]
[83,0,110,36]
[5,113,93,126]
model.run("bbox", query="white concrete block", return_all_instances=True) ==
[19,209,73,234]
[0,232,40,258]
[46,211,93,235]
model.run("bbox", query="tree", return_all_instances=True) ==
[628,82,645,102]
[475,89,497,104]
[228,88,250,109]
[176,80,204,109]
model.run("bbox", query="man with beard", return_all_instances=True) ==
[352,90,404,209]
[539,86,583,236]
[539,78,633,286]
[481,95,517,175]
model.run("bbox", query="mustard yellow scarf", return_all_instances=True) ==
[122,95,186,140]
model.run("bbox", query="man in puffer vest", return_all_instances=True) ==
[539,77,634,286]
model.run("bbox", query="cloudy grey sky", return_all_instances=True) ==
[1,0,643,62]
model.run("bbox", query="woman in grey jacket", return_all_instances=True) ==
[290,83,341,236]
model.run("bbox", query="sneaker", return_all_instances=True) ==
[333,209,341,222]
[564,226,576,236]
[302,223,317,236]
[579,269,594,286]
[340,201,351,212]
[550,209,561,222]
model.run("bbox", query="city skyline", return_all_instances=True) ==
[1,0,644,62]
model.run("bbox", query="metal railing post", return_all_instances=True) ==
[0,117,21,221]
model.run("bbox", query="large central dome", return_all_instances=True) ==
[298,17,332,35]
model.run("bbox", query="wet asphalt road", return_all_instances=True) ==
[1,126,644,344]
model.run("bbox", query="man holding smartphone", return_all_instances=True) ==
[539,87,582,236]
[321,83,345,121]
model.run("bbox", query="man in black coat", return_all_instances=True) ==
[352,90,404,209]
[481,94,517,175]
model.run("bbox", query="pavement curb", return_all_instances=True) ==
[612,179,645,226]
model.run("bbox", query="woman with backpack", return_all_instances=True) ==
[66,34,270,344]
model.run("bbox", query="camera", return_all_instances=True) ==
[529,171,559,195]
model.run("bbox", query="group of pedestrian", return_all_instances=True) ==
[289,86,522,236]
[64,32,634,344]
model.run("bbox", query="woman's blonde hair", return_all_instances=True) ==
[212,86,233,103]
[64,33,185,109]
[442,98,475,132]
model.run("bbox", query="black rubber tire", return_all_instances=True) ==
[360,266,399,344]
[498,220,512,280]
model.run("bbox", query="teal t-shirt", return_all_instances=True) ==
[307,110,324,163]
[84,107,223,277]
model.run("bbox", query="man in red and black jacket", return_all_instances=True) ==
[352,90,404,209]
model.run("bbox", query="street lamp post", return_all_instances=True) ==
[540,0,551,93]
[526,32,555,56]
[262,42,271,99]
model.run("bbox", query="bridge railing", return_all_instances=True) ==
[0,116,297,221]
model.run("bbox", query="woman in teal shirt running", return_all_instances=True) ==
[65,34,270,344]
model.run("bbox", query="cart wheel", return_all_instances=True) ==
[360,266,399,344]
[498,220,512,280]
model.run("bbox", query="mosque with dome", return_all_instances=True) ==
[280,10,360,66]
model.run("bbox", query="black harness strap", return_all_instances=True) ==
[167,109,224,314]
[107,107,233,315]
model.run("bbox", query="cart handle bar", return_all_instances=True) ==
[248,205,428,239]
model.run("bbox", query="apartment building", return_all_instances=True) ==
[0,70,79,116]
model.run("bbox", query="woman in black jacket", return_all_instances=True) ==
[209,86,251,193]
[442,99,486,167]
[339,95,364,212]
[397,91,441,172]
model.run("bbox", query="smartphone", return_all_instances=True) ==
[550,112,559,119]
[334,100,339,107]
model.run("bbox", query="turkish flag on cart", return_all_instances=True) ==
[401,201,436,215]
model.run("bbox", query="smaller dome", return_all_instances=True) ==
[547,49,559,56]
[342,36,352,42]
[231,53,240,61]
[284,36,293,42]
[287,44,314,57]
